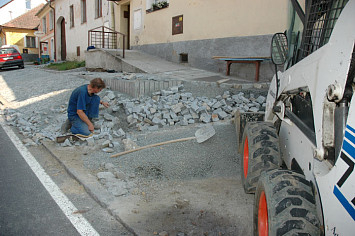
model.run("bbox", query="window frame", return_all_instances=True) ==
[49,10,54,30]
[42,16,47,34]
[70,5,74,28]
[25,36,36,48]
[81,0,87,24]
[95,0,102,19]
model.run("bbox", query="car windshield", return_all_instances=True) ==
[0,48,18,54]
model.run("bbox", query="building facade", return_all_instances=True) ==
[36,2,55,61]
[113,0,289,79]
[0,4,44,62]
[35,0,289,80]
[54,0,114,61]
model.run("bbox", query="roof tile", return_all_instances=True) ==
[1,4,44,29]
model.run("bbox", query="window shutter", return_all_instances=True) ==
[24,36,27,47]
[35,37,38,48]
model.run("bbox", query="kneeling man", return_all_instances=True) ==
[63,78,109,137]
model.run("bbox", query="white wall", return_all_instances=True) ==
[55,0,112,61]
[0,0,46,25]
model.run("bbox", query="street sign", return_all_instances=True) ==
[34,31,45,37]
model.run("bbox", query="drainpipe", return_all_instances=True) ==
[47,0,56,61]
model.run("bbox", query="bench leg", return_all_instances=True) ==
[226,61,232,76]
[255,61,261,82]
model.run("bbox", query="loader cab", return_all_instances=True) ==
[271,0,351,165]
[285,0,349,69]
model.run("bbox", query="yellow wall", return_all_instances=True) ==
[3,28,39,54]
[121,0,288,47]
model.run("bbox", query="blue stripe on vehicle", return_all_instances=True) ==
[345,128,355,146]
[333,185,355,221]
[347,125,355,134]
[343,139,355,161]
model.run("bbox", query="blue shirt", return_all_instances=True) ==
[67,85,97,118]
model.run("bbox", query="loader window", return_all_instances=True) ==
[287,0,348,66]
[285,1,304,68]
[298,0,348,60]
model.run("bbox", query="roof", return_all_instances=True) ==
[35,2,50,17]
[1,3,44,29]
[0,0,12,9]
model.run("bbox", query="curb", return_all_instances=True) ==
[40,141,138,236]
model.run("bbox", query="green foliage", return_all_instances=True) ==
[46,61,85,71]
[151,1,168,10]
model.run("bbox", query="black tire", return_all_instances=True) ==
[254,169,320,236]
[241,122,282,193]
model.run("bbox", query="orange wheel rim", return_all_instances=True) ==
[258,191,268,236]
[243,137,249,178]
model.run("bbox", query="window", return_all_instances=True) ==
[25,0,31,9]
[81,0,87,23]
[42,17,47,34]
[49,10,53,30]
[146,0,169,11]
[95,0,102,18]
[70,5,74,28]
[25,36,36,48]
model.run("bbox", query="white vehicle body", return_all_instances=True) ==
[265,0,355,234]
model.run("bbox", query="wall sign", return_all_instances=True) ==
[172,15,183,35]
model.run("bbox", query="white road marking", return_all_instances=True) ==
[0,117,100,236]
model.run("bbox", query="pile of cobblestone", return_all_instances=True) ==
[2,85,266,153]
[117,85,266,132]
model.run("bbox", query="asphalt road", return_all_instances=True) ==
[0,124,81,235]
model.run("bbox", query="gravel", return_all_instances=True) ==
[1,66,265,193]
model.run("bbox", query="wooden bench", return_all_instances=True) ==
[213,56,271,82]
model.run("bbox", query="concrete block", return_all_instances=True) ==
[200,113,211,123]
[212,113,219,122]
[212,101,223,109]
[256,95,266,104]
[152,117,162,125]
[217,110,228,119]
[106,91,116,100]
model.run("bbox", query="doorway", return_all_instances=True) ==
[60,18,66,61]
[120,3,130,49]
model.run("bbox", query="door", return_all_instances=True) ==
[123,4,130,49]
[61,18,66,61]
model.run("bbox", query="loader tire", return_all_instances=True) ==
[254,169,320,236]
[241,122,282,193]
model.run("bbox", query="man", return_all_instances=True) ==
[61,78,109,137]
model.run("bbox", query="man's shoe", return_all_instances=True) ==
[60,119,72,134]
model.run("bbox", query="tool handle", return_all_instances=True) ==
[110,136,196,158]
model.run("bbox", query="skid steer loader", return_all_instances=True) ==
[235,0,355,235]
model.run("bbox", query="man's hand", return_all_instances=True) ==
[88,122,95,132]
[77,109,94,133]
[100,101,110,108]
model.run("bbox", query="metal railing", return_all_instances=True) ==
[88,26,125,58]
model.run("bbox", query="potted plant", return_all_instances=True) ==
[157,1,168,8]
[152,3,159,11]
[151,1,168,11]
